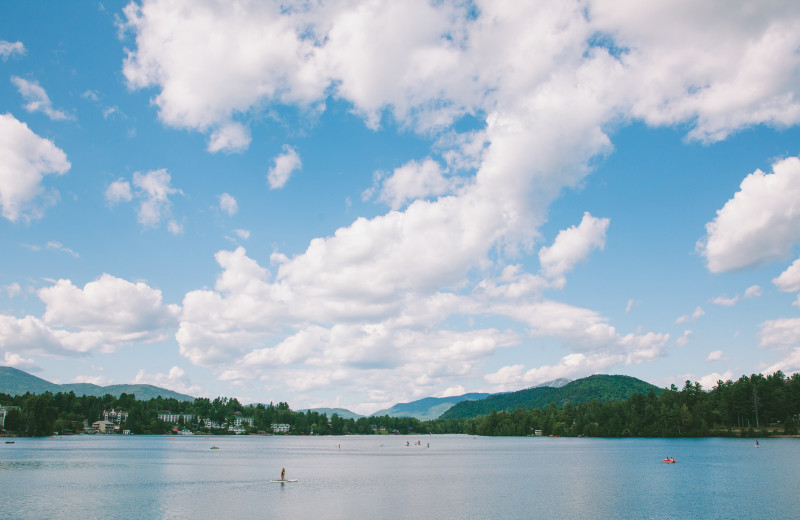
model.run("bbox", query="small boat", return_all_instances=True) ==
[4,441,14,444]
[210,446,220,450]
[661,457,676,463]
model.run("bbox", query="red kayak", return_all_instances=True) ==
[661,458,676,463]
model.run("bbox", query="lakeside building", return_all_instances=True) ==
[157,413,194,424]
[271,423,290,433]
[202,418,222,429]
[91,420,117,434]
[103,409,129,424]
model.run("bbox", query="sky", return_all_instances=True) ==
[2,0,800,415]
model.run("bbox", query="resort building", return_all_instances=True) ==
[103,409,129,424]
[157,413,194,424]
[271,423,290,433]
[91,420,117,434]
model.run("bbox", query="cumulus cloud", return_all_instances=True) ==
[759,318,800,349]
[764,348,800,375]
[0,113,70,222]
[371,158,459,210]
[234,229,250,240]
[11,77,71,121]
[267,145,301,189]
[105,179,132,203]
[697,371,733,391]
[219,193,238,216]
[699,156,800,273]
[706,350,728,362]
[2,352,40,371]
[0,275,181,360]
[116,0,800,405]
[207,121,251,154]
[677,330,692,347]
[773,258,800,293]
[0,40,25,60]
[539,212,610,286]
[106,169,182,228]
[712,295,739,307]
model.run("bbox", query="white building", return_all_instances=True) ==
[271,423,290,433]
[158,413,193,424]
[103,409,129,424]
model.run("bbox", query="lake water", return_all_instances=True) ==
[1,434,798,519]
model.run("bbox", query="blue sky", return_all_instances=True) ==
[2,0,800,414]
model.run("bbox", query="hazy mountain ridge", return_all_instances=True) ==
[440,375,661,419]
[370,393,491,421]
[0,366,194,402]
[297,408,364,420]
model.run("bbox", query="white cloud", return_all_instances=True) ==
[676,306,705,324]
[2,352,40,371]
[706,350,727,362]
[34,274,180,353]
[234,229,250,240]
[3,282,22,298]
[105,179,132,203]
[625,299,638,313]
[699,156,800,273]
[744,285,762,299]
[697,371,733,391]
[373,158,458,210]
[759,318,800,348]
[107,169,182,229]
[267,145,301,189]
[167,220,183,235]
[773,258,800,293]
[70,374,113,386]
[11,77,71,121]
[0,40,25,60]
[133,366,203,396]
[133,169,181,226]
[207,122,251,154]
[0,113,70,222]
[712,295,739,307]
[677,330,692,347]
[46,241,79,258]
[539,212,609,286]
[219,193,238,216]
[764,348,800,375]
[116,0,800,405]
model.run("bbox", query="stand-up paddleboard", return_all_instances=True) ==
[270,479,298,483]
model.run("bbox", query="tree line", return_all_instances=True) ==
[0,390,426,437]
[2,371,799,437]
[441,371,800,437]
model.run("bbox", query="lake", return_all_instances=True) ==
[1,434,797,519]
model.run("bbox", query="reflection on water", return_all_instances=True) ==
[1,435,798,520]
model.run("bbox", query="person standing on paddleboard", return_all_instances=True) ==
[281,468,285,481]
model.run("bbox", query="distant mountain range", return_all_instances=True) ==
[370,393,491,421]
[2,367,659,421]
[439,374,661,420]
[0,366,194,402]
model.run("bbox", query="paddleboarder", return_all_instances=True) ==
[281,468,285,481]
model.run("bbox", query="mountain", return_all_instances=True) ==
[297,408,363,420]
[439,375,661,420]
[0,366,194,402]
[371,393,491,421]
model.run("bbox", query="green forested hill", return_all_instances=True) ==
[0,366,194,401]
[440,374,661,419]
